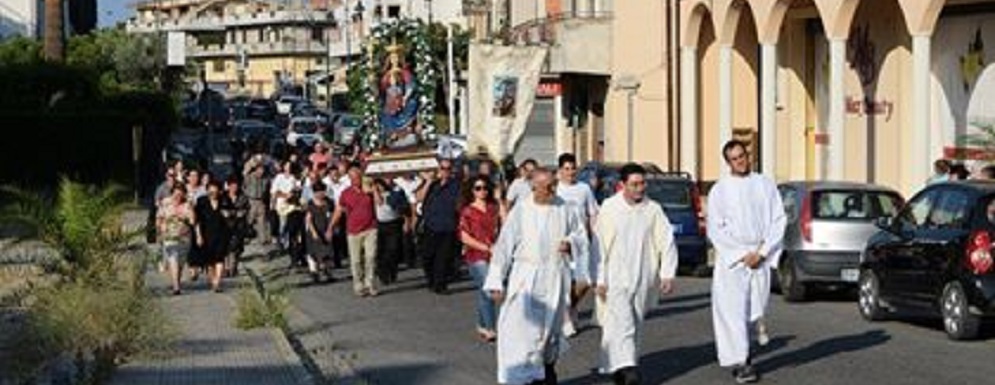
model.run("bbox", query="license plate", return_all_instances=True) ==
[841,268,860,283]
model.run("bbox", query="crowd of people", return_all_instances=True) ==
[148,138,786,385]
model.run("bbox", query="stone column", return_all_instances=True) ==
[681,47,699,176]
[827,37,845,180]
[761,43,777,177]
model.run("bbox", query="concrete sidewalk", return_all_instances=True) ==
[110,273,310,385]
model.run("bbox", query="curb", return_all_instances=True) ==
[220,286,313,385]
[243,258,364,385]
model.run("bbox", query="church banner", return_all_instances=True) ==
[468,44,548,160]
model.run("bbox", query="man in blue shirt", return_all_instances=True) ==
[417,158,461,294]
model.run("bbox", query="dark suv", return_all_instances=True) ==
[579,163,709,275]
[859,181,995,340]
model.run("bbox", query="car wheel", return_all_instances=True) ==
[857,269,886,321]
[941,281,981,340]
[779,256,807,302]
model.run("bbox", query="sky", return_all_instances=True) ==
[98,0,133,28]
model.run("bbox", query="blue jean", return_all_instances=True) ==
[468,260,496,331]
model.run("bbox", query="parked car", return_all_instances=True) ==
[331,113,363,146]
[859,181,995,340]
[578,163,708,275]
[286,116,325,148]
[776,182,904,301]
[247,98,277,121]
[233,120,281,143]
[276,95,305,115]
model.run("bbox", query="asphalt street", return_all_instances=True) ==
[290,266,995,385]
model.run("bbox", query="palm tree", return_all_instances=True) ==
[43,0,65,61]
[0,177,137,281]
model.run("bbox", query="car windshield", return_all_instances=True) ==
[646,180,692,209]
[292,121,319,134]
[340,116,362,128]
[812,190,902,220]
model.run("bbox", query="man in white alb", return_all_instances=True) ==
[707,140,786,384]
[595,163,678,385]
[485,169,589,385]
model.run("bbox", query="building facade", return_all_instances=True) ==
[477,0,612,166]
[673,0,995,196]
[0,0,38,39]
[605,1,995,196]
[127,0,467,98]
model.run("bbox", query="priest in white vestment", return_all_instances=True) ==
[595,163,678,384]
[707,140,786,384]
[484,169,589,385]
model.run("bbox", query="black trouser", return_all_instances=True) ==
[402,229,417,269]
[526,363,558,385]
[420,230,457,293]
[332,222,348,268]
[613,367,641,385]
[376,219,404,285]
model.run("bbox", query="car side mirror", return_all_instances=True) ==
[875,216,895,232]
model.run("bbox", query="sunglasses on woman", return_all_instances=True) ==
[473,184,487,191]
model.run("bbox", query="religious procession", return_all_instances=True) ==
[7,1,995,385]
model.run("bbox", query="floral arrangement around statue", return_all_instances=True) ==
[352,18,438,153]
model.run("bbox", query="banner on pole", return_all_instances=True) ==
[467,43,548,160]
[167,31,186,67]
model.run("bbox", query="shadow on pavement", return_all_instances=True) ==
[757,329,890,373]
[354,362,446,385]
[646,301,711,320]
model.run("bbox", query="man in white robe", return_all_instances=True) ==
[485,169,589,385]
[707,140,786,384]
[595,163,678,385]
[555,152,600,336]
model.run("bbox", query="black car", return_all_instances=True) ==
[578,163,709,275]
[859,181,995,340]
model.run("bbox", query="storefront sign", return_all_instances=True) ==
[845,96,894,121]
[536,81,562,98]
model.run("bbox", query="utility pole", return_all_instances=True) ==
[426,0,433,24]
[446,24,456,135]
[326,8,333,111]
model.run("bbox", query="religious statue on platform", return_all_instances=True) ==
[379,40,420,149]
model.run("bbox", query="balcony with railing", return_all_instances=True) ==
[508,10,613,75]
[127,9,336,33]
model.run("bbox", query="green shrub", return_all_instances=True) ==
[235,284,289,331]
[1,178,175,384]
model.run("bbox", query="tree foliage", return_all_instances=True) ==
[66,29,167,93]
[0,36,42,65]
[0,178,137,280]
[0,178,174,384]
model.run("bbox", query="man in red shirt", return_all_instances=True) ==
[329,162,379,297]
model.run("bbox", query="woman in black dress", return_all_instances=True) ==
[194,181,230,292]
[305,182,336,283]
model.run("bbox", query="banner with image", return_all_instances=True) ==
[468,44,548,160]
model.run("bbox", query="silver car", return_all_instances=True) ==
[776,182,904,302]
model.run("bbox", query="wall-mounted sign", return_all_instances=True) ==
[845,96,894,121]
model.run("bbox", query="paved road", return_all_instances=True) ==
[291,266,995,385]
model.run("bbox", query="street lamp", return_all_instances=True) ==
[613,75,641,162]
